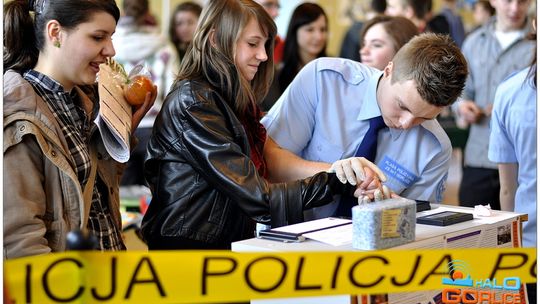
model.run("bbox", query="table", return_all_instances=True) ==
[232,204,526,304]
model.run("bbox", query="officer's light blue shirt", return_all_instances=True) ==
[263,58,452,219]
[488,66,536,248]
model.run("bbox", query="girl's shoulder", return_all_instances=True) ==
[167,79,217,108]
[4,70,39,111]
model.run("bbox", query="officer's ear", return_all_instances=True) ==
[383,61,393,79]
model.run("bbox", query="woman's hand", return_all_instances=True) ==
[328,157,386,186]
[353,165,384,199]
[130,84,157,133]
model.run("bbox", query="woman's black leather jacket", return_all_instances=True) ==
[141,79,349,249]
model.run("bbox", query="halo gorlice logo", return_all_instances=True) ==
[442,259,474,287]
[441,260,523,304]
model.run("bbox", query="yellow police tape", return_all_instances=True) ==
[4,248,536,303]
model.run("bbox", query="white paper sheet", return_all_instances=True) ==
[302,224,353,246]
[272,217,351,234]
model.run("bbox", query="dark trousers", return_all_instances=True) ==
[120,127,153,186]
[458,167,500,210]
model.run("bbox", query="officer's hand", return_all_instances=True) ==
[328,157,386,186]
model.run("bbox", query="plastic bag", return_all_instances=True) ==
[103,58,154,106]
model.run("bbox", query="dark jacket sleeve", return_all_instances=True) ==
[267,172,349,227]
[152,86,349,228]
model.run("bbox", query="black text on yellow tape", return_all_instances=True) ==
[4,248,536,303]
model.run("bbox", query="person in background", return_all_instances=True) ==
[3,0,155,258]
[386,0,425,29]
[488,23,536,303]
[340,0,387,61]
[168,2,202,63]
[113,0,179,192]
[141,0,382,250]
[386,0,449,34]
[261,2,328,111]
[426,0,452,34]
[279,2,328,92]
[254,0,284,64]
[471,0,495,31]
[439,0,466,47]
[262,33,468,219]
[456,0,533,211]
[359,15,418,70]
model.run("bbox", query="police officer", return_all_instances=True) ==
[262,33,468,219]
